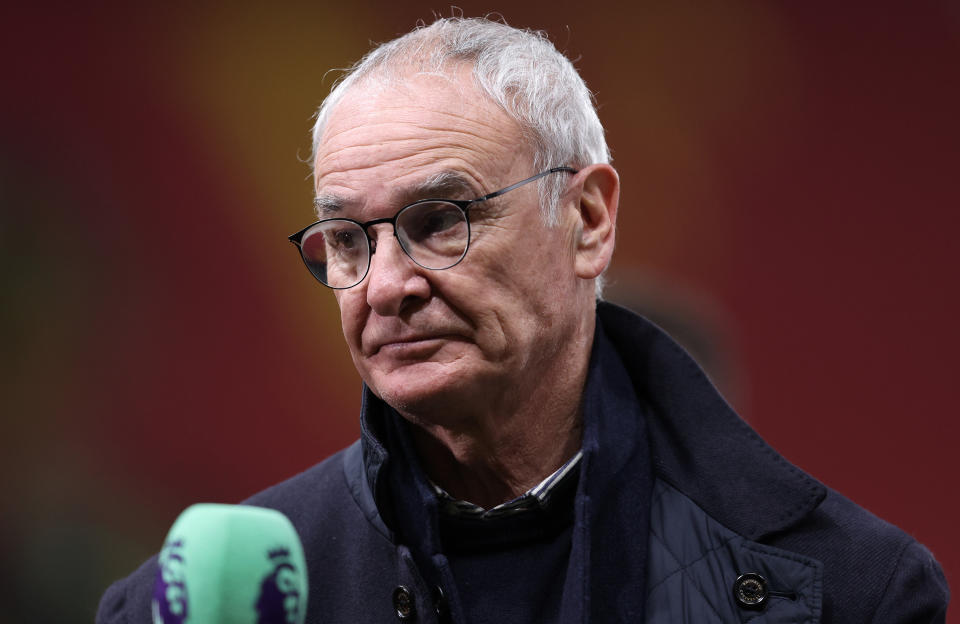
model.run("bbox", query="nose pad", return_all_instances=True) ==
[362,218,397,252]
[367,232,408,272]
[364,222,402,264]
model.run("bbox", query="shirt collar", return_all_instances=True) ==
[429,450,584,520]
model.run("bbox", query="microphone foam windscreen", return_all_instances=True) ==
[152,503,308,624]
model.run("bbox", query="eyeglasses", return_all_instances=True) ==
[288,167,577,289]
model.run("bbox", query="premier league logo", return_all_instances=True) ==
[255,547,303,624]
[151,539,188,624]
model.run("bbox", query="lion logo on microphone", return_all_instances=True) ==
[255,547,303,624]
[152,539,188,624]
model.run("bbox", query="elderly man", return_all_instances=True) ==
[99,17,948,624]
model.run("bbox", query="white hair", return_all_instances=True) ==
[311,16,612,294]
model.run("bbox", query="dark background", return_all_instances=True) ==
[2,3,957,621]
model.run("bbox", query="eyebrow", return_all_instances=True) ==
[313,193,348,216]
[410,170,477,201]
[313,170,479,218]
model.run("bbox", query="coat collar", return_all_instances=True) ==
[597,301,826,541]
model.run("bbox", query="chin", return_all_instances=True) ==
[366,363,473,420]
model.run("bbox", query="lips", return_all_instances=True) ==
[366,333,458,356]
[360,310,472,357]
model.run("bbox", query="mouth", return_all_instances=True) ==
[368,334,459,358]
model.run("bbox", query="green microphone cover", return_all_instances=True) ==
[151,503,308,624]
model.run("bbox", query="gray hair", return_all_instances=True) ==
[311,17,612,294]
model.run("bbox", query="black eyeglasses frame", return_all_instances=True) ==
[288,166,578,289]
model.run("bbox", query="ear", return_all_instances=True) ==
[572,164,619,280]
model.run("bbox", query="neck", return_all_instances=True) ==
[404,312,595,510]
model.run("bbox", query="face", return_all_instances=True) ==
[314,70,589,421]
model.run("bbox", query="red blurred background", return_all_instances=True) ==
[2,3,957,621]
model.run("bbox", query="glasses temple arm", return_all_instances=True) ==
[474,167,578,203]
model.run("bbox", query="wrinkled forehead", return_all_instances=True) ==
[313,69,533,202]
[317,64,504,145]
[318,56,482,132]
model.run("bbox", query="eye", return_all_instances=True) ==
[331,228,359,249]
[310,221,366,259]
[423,210,460,235]
[298,219,370,288]
[402,202,465,243]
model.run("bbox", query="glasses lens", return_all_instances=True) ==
[396,201,469,270]
[300,220,369,288]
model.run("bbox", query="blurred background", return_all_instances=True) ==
[2,2,958,621]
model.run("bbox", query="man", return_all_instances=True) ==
[99,17,948,623]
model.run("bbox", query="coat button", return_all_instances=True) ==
[733,573,768,609]
[393,585,416,620]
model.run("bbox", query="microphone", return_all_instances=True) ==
[151,503,308,624]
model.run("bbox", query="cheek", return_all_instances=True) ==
[442,275,533,351]
[335,292,366,350]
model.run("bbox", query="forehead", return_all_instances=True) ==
[313,69,531,206]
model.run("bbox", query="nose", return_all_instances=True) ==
[363,225,430,316]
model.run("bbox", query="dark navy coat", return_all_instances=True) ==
[98,302,949,623]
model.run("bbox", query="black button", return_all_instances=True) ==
[733,573,768,609]
[393,585,416,620]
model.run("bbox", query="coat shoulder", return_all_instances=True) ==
[770,487,949,622]
[243,441,356,520]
